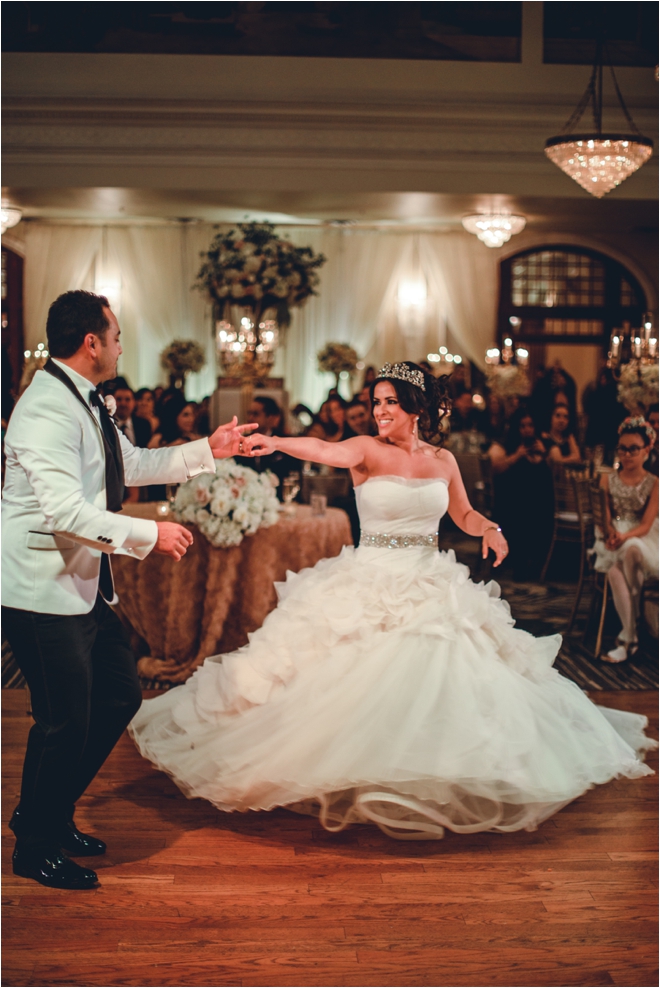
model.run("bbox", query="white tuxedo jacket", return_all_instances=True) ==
[2,366,215,615]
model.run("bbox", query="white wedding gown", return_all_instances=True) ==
[130,477,656,839]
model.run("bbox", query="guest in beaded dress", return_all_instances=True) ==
[131,366,656,841]
[591,417,659,663]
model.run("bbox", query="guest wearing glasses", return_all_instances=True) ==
[646,404,659,477]
[591,417,659,663]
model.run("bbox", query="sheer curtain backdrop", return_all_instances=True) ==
[21,222,501,408]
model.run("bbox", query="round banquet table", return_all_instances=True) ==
[113,503,353,683]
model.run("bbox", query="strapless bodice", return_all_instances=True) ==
[354,476,449,537]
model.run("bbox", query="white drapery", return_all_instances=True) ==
[24,225,102,351]
[22,223,501,408]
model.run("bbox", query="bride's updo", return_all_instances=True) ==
[370,362,452,446]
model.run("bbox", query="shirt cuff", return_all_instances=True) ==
[181,438,216,478]
[117,517,159,560]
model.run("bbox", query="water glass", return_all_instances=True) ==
[310,494,327,516]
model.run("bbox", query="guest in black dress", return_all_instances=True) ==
[541,403,581,466]
[488,408,554,581]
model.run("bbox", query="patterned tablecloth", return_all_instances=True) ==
[113,503,353,683]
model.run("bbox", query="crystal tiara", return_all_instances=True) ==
[376,362,426,391]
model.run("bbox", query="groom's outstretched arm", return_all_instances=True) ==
[120,417,257,487]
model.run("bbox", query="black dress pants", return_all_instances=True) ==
[2,595,142,846]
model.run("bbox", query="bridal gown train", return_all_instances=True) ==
[130,476,656,839]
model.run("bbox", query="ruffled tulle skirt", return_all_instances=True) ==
[591,517,659,576]
[129,546,656,840]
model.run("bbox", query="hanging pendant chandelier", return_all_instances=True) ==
[544,42,653,198]
[461,213,526,248]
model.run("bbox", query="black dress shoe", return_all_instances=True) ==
[56,820,106,857]
[12,844,98,890]
[10,807,106,857]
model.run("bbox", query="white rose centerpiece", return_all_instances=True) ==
[172,459,280,549]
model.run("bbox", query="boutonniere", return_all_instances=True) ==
[104,395,117,417]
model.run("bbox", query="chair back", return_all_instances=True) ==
[588,479,608,535]
[572,476,594,540]
[553,475,579,516]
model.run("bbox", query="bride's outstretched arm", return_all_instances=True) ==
[243,433,370,470]
[444,451,509,566]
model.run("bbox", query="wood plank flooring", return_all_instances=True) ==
[2,690,658,988]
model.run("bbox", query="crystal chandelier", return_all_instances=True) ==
[461,214,526,248]
[544,43,653,198]
[1,206,22,234]
[216,309,280,384]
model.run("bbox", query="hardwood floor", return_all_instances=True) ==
[2,690,658,988]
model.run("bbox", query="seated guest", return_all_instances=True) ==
[646,404,659,477]
[489,408,554,581]
[541,402,581,465]
[582,367,625,462]
[148,396,201,449]
[484,392,506,443]
[308,395,356,442]
[346,398,375,436]
[234,396,299,498]
[146,396,201,500]
[450,391,486,435]
[113,386,152,448]
[196,396,211,437]
[591,417,659,663]
[135,387,160,435]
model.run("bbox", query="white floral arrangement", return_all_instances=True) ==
[617,362,659,414]
[317,342,359,377]
[196,221,326,327]
[160,338,207,377]
[172,459,280,549]
[485,364,531,400]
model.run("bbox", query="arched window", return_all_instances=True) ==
[498,246,646,346]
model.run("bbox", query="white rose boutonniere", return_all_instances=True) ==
[104,395,117,417]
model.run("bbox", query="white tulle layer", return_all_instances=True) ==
[130,546,656,840]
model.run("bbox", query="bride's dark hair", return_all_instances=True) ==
[369,362,452,446]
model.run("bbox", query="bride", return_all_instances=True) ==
[130,362,656,840]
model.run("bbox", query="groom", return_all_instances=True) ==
[2,290,254,890]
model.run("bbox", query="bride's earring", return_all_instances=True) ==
[413,416,419,438]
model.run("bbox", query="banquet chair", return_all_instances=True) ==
[584,479,610,658]
[477,455,494,518]
[540,473,586,588]
[561,476,594,633]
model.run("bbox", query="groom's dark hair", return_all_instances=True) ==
[46,290,111,358]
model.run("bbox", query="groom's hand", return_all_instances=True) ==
[209,416,258,459]
[154,522,194,561]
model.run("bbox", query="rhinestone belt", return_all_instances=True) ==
[361,531,439,549]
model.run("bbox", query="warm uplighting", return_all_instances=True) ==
[427,349,463,369]
[544,45,653,198]
[397,280,428,307]
[461,214,526,248]
[217,313,280,383]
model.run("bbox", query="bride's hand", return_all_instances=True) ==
[209,417,258,459]
[242,433,278,457]
[482,526,508,567]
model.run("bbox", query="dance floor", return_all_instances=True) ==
[2,690,658,988]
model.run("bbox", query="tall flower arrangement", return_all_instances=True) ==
[196,221,326,327]
[317,342,359,388]
[160,339,206,390]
